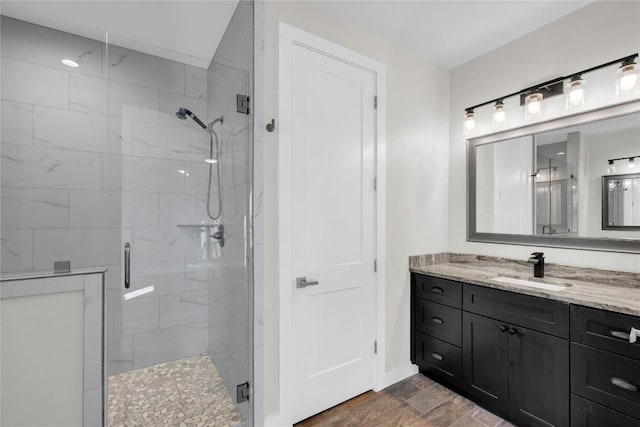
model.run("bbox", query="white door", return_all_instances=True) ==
[290,43,377,422]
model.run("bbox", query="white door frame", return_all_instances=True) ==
[275,22,386,426]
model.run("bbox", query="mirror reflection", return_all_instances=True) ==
[603,173,640,229]
[475,111,640,240]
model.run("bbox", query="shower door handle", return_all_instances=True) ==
[124,242,131,289]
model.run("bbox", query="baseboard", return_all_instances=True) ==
[379,361,419,390]
[264,413,291,427]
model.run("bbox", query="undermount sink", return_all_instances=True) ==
[493,276,571,292]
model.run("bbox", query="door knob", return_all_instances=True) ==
[296,276,319,288]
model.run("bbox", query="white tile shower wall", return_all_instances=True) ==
[1,16,214,373]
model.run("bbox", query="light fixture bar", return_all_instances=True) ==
[465,53,638,112]
[607,155,640,163]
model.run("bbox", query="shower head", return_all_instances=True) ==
[175,107,208,131]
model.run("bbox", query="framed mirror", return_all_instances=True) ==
[467,99,640,253]
[603,173,640,231]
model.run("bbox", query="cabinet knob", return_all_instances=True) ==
[431,286,444,294]
[431,317,444,325]
[500,325,508,332]
[508,328,517,335]
[431,352,444,361]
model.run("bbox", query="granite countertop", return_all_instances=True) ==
[409,253,640,317]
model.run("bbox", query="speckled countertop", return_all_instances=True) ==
[410,253,640,317]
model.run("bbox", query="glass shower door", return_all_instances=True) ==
[105,2,254,425]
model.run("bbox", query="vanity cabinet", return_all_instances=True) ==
[411,273,570,427]
[410,274,462,388]
[570,305,640,425]
[463,286,569,426]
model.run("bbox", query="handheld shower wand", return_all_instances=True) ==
[175,107,208,131]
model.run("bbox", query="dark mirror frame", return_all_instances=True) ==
[602,173,640,231]
[467,99,640,254]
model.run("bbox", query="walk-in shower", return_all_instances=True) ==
[0,1,254,425]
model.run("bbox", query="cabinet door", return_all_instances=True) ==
[509,325,569,427]
[463,311,509,416]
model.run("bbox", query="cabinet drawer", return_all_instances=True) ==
[571,343,640,419]
[571,394,640,427]
[415,332,461,388]
[415,299,461,346]
[414,274,462,308]
[571,305,640,360]
[463,284,569,338]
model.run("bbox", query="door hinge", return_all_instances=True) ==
[237,94,250,115]
[236,382,250,403]
[374,96,378,110]
[374,259,377,272]
[373,176,377,191]
[374,340,378,354]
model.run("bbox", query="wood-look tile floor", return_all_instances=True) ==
[295,375,514,427]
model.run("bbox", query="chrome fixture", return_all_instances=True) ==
[463,53,638,132]
[175,107,225,221]
[527,252,545,278]
[296,276,320,288]
[210,224,225,247]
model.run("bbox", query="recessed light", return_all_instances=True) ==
[205,158,218,164]
[178,169,186,174]
[61,59,79,68]
[556,152,566,155]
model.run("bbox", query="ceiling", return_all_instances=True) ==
[310,0,595,70]
[0,1,239,69]
[0,1,595,70]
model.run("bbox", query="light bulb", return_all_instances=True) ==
[607,160,616,174]
[629,158,636,169]
[525,92,543,119]
[492,100,506,127]
[566,76,585,109]
[617,58,639,95]
[463,109,475,135]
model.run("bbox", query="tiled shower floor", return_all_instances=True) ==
[108,353,242,426]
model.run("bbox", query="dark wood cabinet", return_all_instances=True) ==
[509,325,569,426]
[571,394,640,426]
[462,312,509,415]
[462,311,569,425]
[411,272,640,426]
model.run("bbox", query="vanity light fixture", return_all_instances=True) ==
[566,75,585,109]
[463,108,475,135]
[525,91,544,119]
[61,59,79,67]
[617,57,639,95]
[463,53,638,132]
[492,99,506,127]
[607,156,639,172]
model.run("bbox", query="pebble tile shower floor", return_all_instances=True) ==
[108,353,241,426]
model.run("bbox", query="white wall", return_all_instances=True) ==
[449,0,640,273]
[261,1,449,417]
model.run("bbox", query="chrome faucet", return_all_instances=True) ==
[528,252,545,278]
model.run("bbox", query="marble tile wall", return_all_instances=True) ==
[0,16,217,374]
